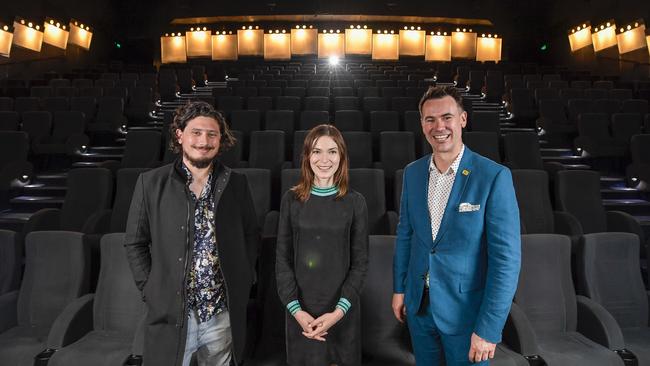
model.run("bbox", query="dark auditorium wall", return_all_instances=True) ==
[3,0,649,73]
[115,0,550,65]
[1,0,119,78]
[541,0,650,77]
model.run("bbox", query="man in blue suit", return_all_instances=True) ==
[392,86,520,365]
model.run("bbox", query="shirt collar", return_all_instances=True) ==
[429,144,465,176]
[181,162,214,192]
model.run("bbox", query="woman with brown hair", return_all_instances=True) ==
[276,124,369,366]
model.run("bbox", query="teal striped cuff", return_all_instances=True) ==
[336,298,352,315]
[287,300,301,316]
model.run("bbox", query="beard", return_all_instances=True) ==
[183,148,215,169]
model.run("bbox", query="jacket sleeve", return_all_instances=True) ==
[239,173,260,281]
[393,167,412,294]
[124,174,152,293]
[474,167,522,344]
[339,193,369,307]
[275,192,298,307]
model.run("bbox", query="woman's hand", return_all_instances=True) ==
[294,310,316,334]
[303,309,345,341]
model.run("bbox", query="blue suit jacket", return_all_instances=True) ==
[393,147,521,343]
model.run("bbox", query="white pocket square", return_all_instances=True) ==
[458,203,480,212]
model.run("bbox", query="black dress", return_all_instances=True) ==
[276,189,369,366]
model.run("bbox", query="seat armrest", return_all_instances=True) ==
[0,291,18,333]
[576,295,625,350]
[23,208,61,235]
[81,209,113,234]
[46,293,94,349]
[606,211,644,241]
[553,211,583,236]
[502,302,541,358]
[387,211,398,235]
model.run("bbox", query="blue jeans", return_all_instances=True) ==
[182,309,232,366]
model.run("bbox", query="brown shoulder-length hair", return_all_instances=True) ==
[291,124,349,202]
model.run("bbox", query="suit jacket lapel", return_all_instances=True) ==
[412,155,434,249]
[432,148,474,248]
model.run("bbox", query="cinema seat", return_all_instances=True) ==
[0,231,89,366]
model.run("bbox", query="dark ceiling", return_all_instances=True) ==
[1,0,648,63]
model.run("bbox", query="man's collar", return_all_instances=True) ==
[183,162,214,184]
[429,144,465,175]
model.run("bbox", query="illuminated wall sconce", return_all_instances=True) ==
[647,32,650,58]
[237,26,264,56]
[372,30,399,60]
[12,17,44,52]
[616,20,647,54]
[425,31,451,61]
[399,26,425,56]
[212,31,237,60]
[291,25,317,55]
[345,25,372,55]
[161,32,187,63]
[591,20,617,52]
[451,28,477,59]
[568,22,592,52]
[318,29,345,59]
[186,27,212,57]
[68,19,93,50]
[43,17,69,50]
[264,29,291,60]
[476,33,502,62]
[0,23,13,57]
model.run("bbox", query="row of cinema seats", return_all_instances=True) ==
[0,93,152,131]
[4,127,650,231]
[0,231,648,366]
[0,75,158,98]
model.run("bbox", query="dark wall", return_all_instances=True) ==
[2,0,649,71]
[0,0,120,78]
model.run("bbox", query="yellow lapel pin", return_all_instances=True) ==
[462,169,470,176]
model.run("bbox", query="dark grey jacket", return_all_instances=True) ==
[124,158,260,366]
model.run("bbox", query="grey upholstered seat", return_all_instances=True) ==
[577,232,650,366]
[555,171,646,244]
[511,169,582,237]
[0,230,21,296]
[511,234,624,366]
[0,231,89,366]
[463,132,501,163]
[47,233,146,366]
[361,235,415,366]
[349,169,397,235]
[23,168,114,235]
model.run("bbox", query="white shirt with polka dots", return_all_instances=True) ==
[427,145,465,242]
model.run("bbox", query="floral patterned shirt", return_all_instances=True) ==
[183,164,228,322]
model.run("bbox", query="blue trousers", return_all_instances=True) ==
[406,292,488,366]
